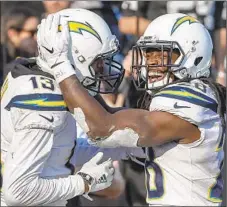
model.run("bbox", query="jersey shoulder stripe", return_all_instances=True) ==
[5,93,67,111]
[1,76,8,99]
[154,85,218,113]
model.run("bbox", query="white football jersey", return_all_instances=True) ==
[1,59,146,206]
[1,61,84,206]
[145,79,224,206]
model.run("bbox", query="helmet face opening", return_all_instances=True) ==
[82,50,125,94]
[131,39,185,91]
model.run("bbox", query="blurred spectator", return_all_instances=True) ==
[119,1,167,37]
[1,1,44,17]
[117,1,167,56]
[167,1,214,31]
[213,1,226,86]
[42,1,71,17]
[1,7,39,79]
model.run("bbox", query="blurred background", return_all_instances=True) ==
[0,1,226,206]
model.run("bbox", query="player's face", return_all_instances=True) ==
[143,48,180,84]
[91,57,104,76]
[18,16,39,41]
[43,1,70,14]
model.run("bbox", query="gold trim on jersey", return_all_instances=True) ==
[145,161,166,202]
[1,76,8,99]
[215,124,225,152]
[155,85,218,113]
[207,174,223,203]
[158,90,210,103]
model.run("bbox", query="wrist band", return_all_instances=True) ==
[53,61,76,83]
[77,172,94,201]
[77,172,94,186]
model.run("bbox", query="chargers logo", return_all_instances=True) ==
[58,21,102,43]
[171,16,199,35]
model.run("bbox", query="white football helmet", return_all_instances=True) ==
[131,13,213,91]
[37,8,124,93]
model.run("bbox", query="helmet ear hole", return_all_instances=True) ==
[194,57,203,66]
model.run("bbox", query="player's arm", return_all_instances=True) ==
[3,109,113,206]
[60,76,200,147]
[3,110,86,206]
[37,14,200,148]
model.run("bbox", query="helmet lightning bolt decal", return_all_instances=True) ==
[58,21,102,43]
[171,16,199,35]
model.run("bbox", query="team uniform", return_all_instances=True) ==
[1,59,83,206]
[1,58,145,206]
[144,80,224,206]
[31,9,225,207]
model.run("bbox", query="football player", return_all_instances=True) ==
[40,12,226,206]
[1,8,132,206]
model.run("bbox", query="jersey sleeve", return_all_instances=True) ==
[3,108,85,206]
[150,81,218,125]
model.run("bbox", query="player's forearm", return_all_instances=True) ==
[59,76,153,145]
[3,127,86,206]
[214,28,226,72]
[59,75,113,137]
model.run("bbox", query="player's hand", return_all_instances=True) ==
[76,152,114,199]
[37,14,70,69]
[37,14,78,83]
[87,130,139,148]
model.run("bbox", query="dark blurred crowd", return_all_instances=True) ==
[0,1,226,206]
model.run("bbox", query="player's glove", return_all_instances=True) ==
[37,14,81,83]
[76,152,114,201]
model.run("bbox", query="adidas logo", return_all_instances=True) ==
[96,174,107,184]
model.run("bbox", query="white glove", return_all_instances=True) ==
[87,128,139,148]
[76,152,114,200]
[37,14,77,83]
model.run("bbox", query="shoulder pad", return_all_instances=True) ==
[8,57,54,79]
[3,60,68,112]
[150,81,218,124]
[155,81,218,113]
